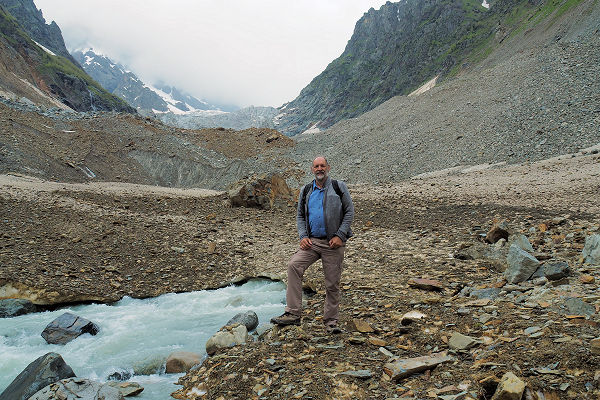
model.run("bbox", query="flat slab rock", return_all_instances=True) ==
[338,369,373,379]
[384,352,454,380]
[28,378,124,400]
[407,278,444,291]
[106,381,144,397]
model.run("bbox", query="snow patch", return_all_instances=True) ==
[301,123,322,135]
[33,41,56,56]
[408,76,438,97]
[145,83,197,114]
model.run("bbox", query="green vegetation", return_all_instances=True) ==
[0,6,33,47]
[37,51,131,109]
[1,5,131,111]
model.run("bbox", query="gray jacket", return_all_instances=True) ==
[297,177,354,242]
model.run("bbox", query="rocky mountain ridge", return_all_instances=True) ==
[0,0,134,113]
[275,0,570,136]
[72,48,281,131]
[71,49,229,115]
[284,0,600,184]
[0,0,77,64]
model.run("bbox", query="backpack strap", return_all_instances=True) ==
[300,183,311,211]
[301,180,344,210]
[331,180,344,200]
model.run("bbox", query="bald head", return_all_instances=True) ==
[312,156,328,167]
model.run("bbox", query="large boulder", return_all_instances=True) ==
[454,243,508,266]
[0,299,37,318]
[0,352,75,400]
[504,244,540,283]
[205,324,248,355]
[531,261,570,281]
[583,234,600,264]
[229,173,295,210]
[226,310,259,331]
[165,351,203,374]
[508,234,534,253]
[132,355,166,375]
[28,378,124,400]
[41,312,100,345]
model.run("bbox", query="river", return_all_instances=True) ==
[0,279,286,399]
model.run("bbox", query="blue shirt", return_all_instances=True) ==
[307,181,326,238]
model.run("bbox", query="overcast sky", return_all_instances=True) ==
[34,1,388,108]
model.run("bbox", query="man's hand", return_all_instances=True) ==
[300,237,313,250]
[329,236,342,249]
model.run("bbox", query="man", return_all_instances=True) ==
[271,156,354,333]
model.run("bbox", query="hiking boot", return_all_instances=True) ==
[325,324,342,334]
[270,312,301,326]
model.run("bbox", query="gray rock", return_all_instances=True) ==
[531,261,570,281]
[531,276,548,286]
[106,381,144,397]
[504,244,540,283]
[205,325,248,355]
[255,322,273,339]
[107,370,132,381]
[509,234,534,253]
[454,243,507,264]
[41,312,100,345]
[457,307,470,316]
[449,332,480,350]
[0,299,37,318]
[470,288,502,300]
[561,297,595,317]
[132,355,166,375]
[226,310,259,331]
[524,326,541,335]
[583,234,600,264]
[28,378,124,400]
[384,353,454,380]
[338,369,373,379]
[0,352,75,400]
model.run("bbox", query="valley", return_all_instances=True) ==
[0,0,599,398]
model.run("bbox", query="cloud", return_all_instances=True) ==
[35,0,388,108]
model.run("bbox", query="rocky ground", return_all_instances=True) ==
[1,148,599,399]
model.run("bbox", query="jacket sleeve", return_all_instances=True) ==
[335,181,354,241]
[297,186,309,239]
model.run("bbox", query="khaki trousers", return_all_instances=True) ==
[284,238,345,326]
